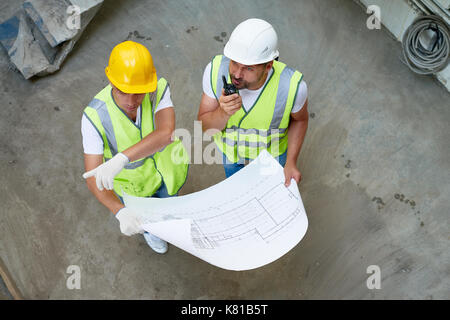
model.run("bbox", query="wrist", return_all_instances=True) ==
[285,157,297,166]
[217,106,230,120]
[114,205,125,215]
[117,152,130,164]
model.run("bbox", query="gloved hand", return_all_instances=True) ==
[115,207,144,236]
[82,153,129,191]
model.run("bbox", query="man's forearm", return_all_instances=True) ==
[122,128,173,162]
[286,118,308,163]
[86,179,124,214]
[198,108,230,133]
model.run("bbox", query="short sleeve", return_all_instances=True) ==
[81,114,104,154]
[291,80,308,114]
[154,85,174,113]
[202,62,215,98]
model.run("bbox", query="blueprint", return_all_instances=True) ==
[123,150,308,271]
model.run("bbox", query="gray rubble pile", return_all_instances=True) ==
[0,0,103,79]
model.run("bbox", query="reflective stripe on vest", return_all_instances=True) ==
[83,78,189,197]
[210,55,303,162]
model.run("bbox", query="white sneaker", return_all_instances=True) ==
[143,232,168,254]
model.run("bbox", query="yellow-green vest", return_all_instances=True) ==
[83,78,189,197]
[210,55,303,163]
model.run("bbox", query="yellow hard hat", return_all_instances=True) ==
[105,41,157,93]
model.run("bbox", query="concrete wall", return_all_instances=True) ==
[358,0,450,91]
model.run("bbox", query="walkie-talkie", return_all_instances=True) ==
[222,75,238,95]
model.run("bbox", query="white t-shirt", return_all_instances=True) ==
[202,62,307,113]
[81,86,174,155]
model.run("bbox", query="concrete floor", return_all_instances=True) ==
[0,0,449,299]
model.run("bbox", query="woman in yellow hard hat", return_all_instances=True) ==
[81,41,189,254]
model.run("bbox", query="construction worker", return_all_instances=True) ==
[82,41,189,254]
[198,19,309,185]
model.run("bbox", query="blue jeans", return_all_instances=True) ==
[117,182,175,242]
[144,182,175,240]
[152,182,175,198]
[116,181,176,204]
[222,151,287,178]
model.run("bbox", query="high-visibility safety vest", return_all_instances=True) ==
[83,78,189,197]
[210,55,303,163]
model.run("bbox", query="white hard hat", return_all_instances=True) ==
[224,18,279,65]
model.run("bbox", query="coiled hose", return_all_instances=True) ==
[402,15,450,75]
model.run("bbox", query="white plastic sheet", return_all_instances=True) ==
[124,150,308,271]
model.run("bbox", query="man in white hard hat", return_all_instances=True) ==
[197,18,309,186]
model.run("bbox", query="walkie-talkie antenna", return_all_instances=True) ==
[222,75,238,95]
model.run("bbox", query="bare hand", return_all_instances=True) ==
[218,88,242,116]
[284,160,302,187]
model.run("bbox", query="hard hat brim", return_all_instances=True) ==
[224,42,279,65]
[105,66,157,94]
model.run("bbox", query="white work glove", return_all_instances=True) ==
[82,153,129,191]
[115,207,144,236]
